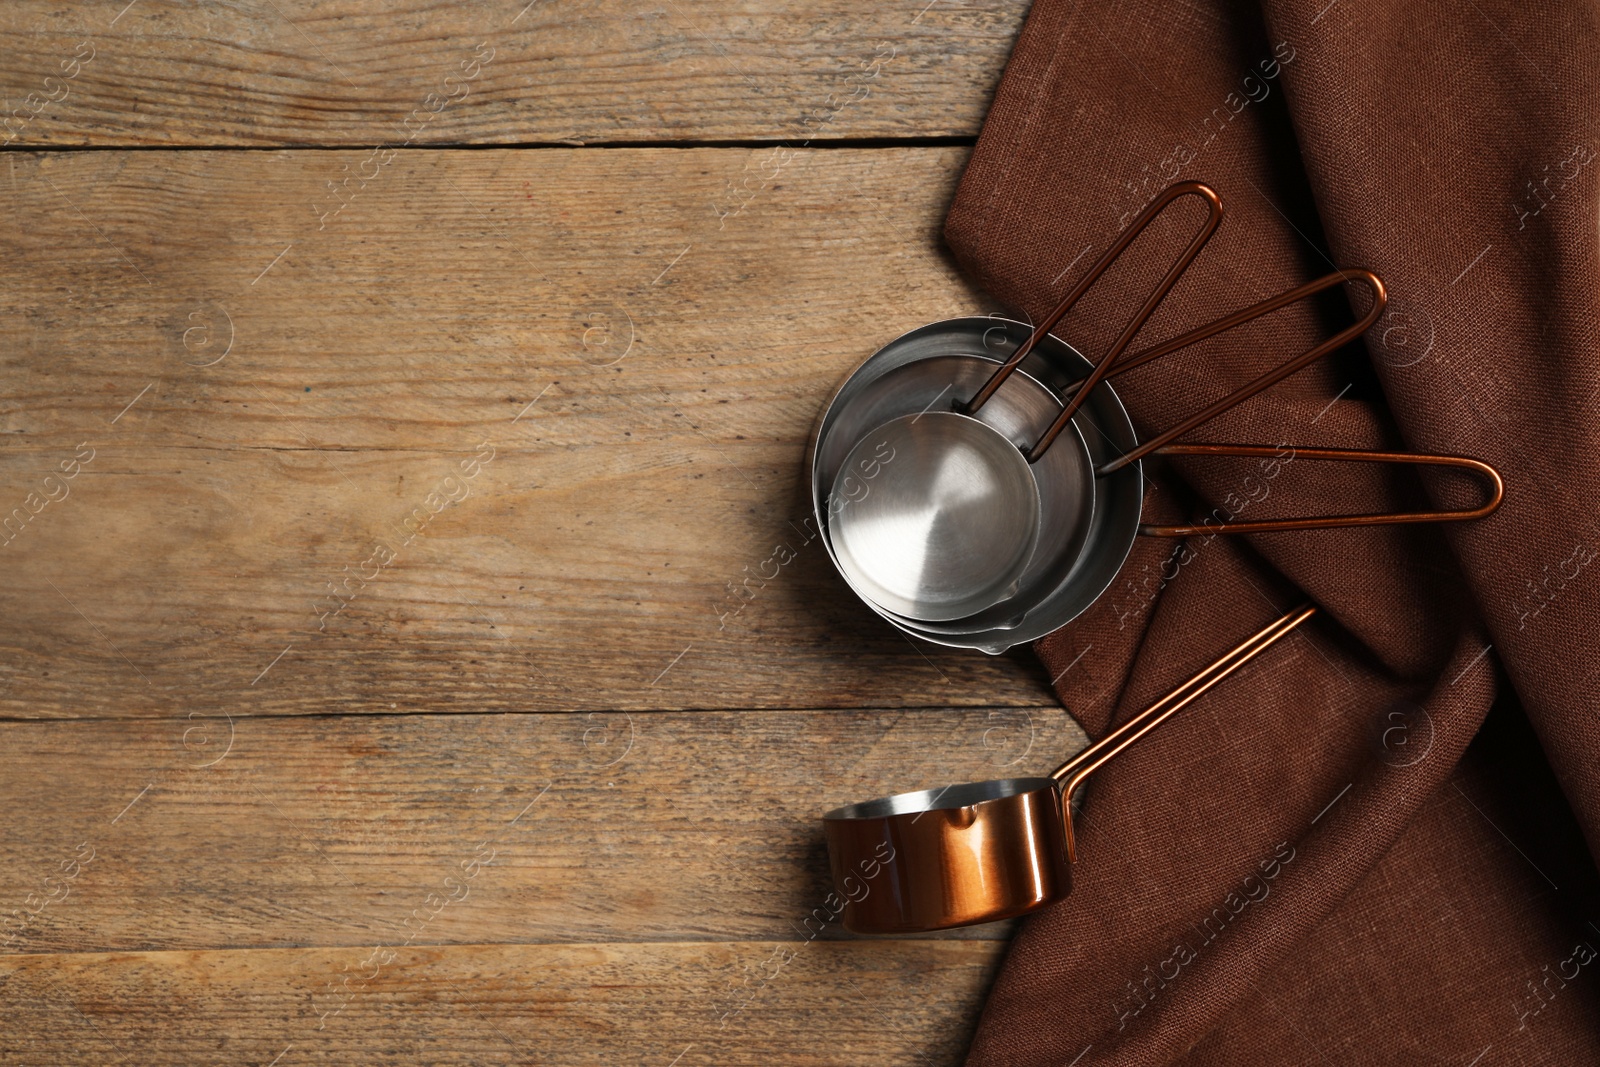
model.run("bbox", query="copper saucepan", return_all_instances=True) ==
[822,604,1313,933]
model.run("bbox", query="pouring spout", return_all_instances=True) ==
[1048,604,1315,803]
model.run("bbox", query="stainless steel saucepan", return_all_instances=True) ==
[809,181,1504,653]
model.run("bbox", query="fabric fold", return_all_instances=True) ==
[945,0,1600,1062]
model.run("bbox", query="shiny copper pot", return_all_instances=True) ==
[822,605,1313,933]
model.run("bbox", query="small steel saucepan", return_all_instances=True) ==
[811,181,1504,653]
[822,605,1313,933]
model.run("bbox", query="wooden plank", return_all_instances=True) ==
[0,0,1024,146]
[0,147,1053,716]
[1,146,990,452]
[0,938,1006,1064]
[0,707,1079,953]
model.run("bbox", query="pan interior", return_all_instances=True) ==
[823,777,1056,820]
[829,412,1042,622]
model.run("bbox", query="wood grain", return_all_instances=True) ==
[0,0,1025,146]
[0,939,1006,1064]
[0,10,1053,1049]
[0,147,1053,717]
[0,708,1080,954]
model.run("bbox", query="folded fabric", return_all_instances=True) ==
[943,0,1600,1062]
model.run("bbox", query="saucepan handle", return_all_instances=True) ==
[1048,604,1315,862]
[962,181,1225,460]
[1135,444,1504,536]
[964,180,1393,477]
[1086,268,1389,475]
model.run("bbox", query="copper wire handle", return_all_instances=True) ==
[1138,445,1505,536]
[1048,604,1313,797]
[1047,604,1316,862]
[1073,269,1379,397]
[962,180,1225,460]
[962,178,1505,533]
[1081,268,1387,474]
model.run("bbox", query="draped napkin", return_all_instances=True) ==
[943,0,1600,1062]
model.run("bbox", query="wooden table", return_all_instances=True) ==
[0,3,1082,1061]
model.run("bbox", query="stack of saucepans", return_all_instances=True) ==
[810,182,1506,933]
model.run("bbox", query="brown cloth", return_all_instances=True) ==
[943,1,1600,1063]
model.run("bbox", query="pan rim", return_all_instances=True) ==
[822,775,1057,821]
